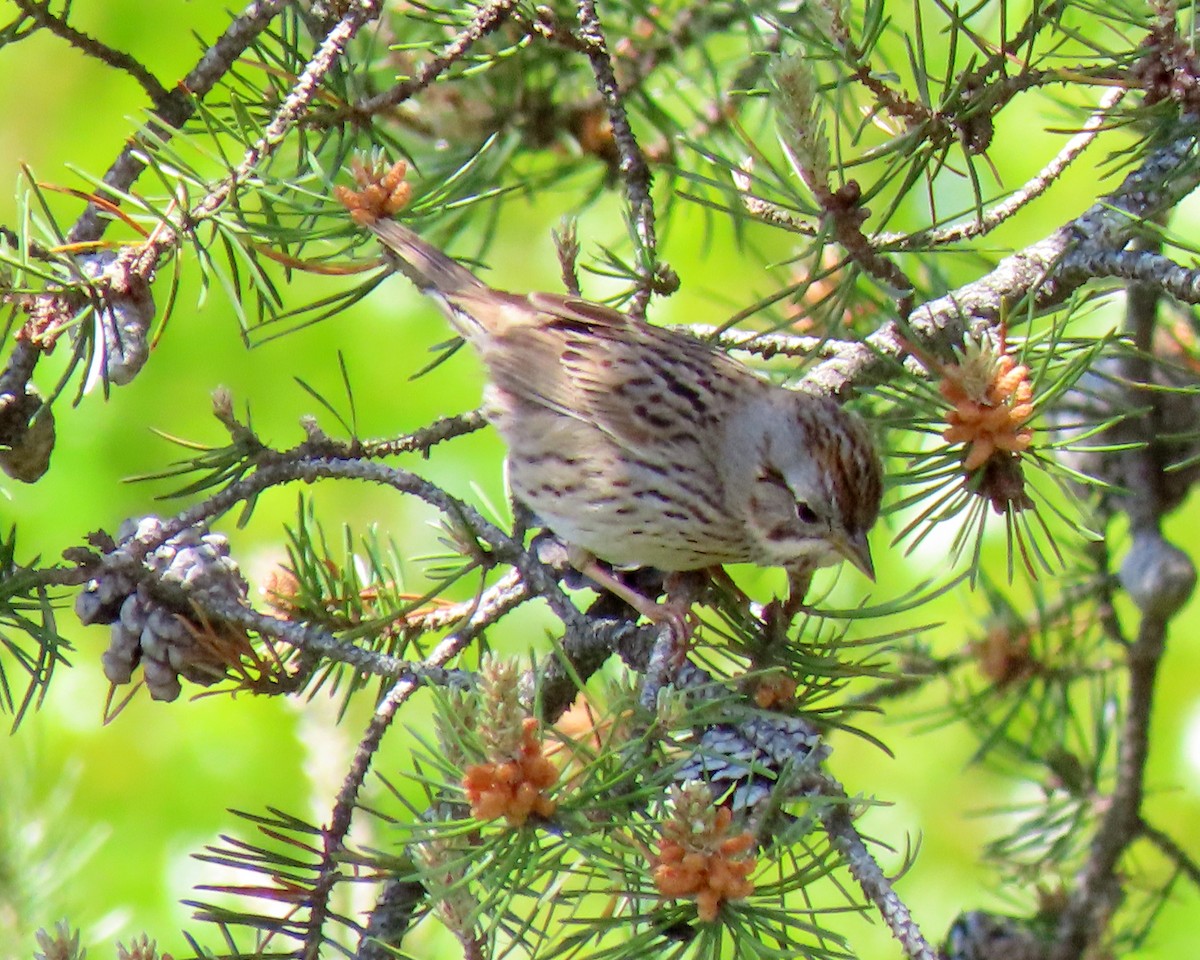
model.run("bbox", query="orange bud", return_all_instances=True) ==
[962,438,997,472]
[696,889,721,922]
[719,832,756,856]
[1008,402,1034,422]
[470,790,509,822]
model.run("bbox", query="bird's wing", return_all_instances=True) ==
[454,289,738,453]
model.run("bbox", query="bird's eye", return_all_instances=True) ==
[794,501,819,524]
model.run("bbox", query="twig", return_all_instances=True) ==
[1117,236,1170,529]
[730,162,821,237]
[1061,246,1200,306]
[919,86,1127,246]
[304,623,482,960]
[145,0,384,271]
[289,409,487,461]
[392,568,528,634]
[68,0,291,244]
[12,0,169,104]
[802,125,1200,400]
[1049,248,1189,958]
[187,568,527,682]
[813,775,939,960]
[734,85,1122,250]
[1050,612,1167,960]
[536,615,658,720]
[683,324,844,361]
[825,0,930,129]
[575,0,663,318]
[1139,817,1200,890]
[107,455,587,634]
[349,0,523,118]
[0,0,293,438]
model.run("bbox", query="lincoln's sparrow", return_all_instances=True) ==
[368,219,883,601]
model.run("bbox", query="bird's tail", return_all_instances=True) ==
[368,219,486,299]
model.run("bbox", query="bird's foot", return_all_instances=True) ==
[567,549,698,657]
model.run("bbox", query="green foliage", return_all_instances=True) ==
[4,1,1200,959]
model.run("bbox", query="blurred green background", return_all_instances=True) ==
[2,2,1200,958]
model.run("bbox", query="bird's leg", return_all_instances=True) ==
[762,564,815,648]
[565,547,694,646]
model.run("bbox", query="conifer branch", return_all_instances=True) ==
[67,0,292,245]
[1051,236,1197,959]
[349,0,524,117]
[814,776,939,960]
[304,626,482,960]
[919,86,1128,246]
[804,123,1200,400]
[8,4,1200,956]
[575,0,664,317]
[11,0,168,103]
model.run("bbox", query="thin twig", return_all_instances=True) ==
[103,455,586,633]
[304,623,481,960]
[1050,243,1188,958]
[1117,235,1170,529]
[1050,613,1167,960]
[813,775,939,960]
[802,126,1200,400]
[393,568,528,634]
[68,0,291,244]
[920,86,1127,246]
[286,409,487,461]
[188,568,528,682]
[575,0,663,318]
[1061,246,1200,306]
[12,0,169,104]
[825,0,931,129]
[0,1,292,439]
[143,0,384,272]
[349,0,523,117]
[683,324,844,361]
[1139,817,1200,890]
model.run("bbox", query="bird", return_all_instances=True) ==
[366,217,884,620]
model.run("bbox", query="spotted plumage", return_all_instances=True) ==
[369,219,883,580]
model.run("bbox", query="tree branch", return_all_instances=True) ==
[348,0,523,118]
[575,0,666,317]
[803,123,1200,400]
[303,610,494,960]
[11,0,168,103]
[813,775,938,960]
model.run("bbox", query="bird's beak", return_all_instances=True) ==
[837,531,876,581]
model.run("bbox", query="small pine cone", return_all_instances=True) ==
[1118,531,1196,619]
[674,712,828,813]
[82,516,249,701]
[0,397,55,483]
[942,911,1050,960]
[80,251,155,388]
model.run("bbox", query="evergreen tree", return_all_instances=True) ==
[4,2,1200,958]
